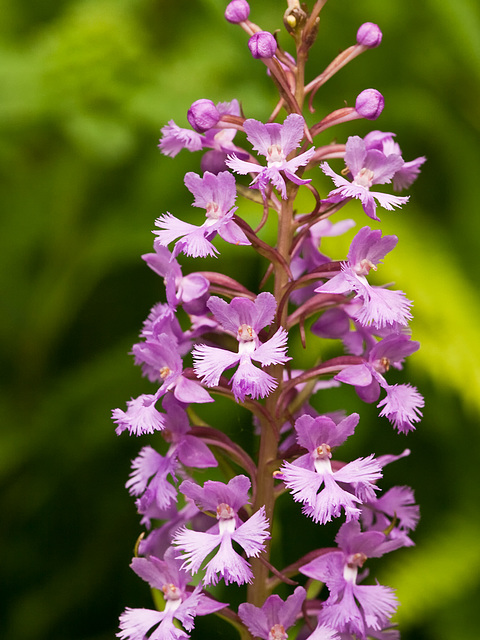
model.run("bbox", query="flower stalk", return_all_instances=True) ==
[113,2,425,639]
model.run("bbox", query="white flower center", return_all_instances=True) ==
[353,258,377,276]
[267,144,285,165]
[160,366,171,379]
[162,583,182,602]
[269,624,288,640]
[343,552,367,583]
[354,167,375,188]
[314,443,332,460]
[237,323,256,342]
[206,201,221,219]
[217,502,237,534]
[374,356,390,374]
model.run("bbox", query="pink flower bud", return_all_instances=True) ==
[355,89,384,120]
[225,0,250,23]
[187,99,220,133]
[248,31,277,59]
[356,22,383,48]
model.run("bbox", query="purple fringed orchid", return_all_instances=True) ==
[281,413,382,524]
[363,130,426,192]
[125,397,218,516]
[290,217,356,305]
[142,244,210,315]
[117,548,226,640]
[112,393,165,436]
[361,485,420,547]
[132,332,213,405]
[334,332,424,433]
[321,136,409,220]
[127,445,178,514]
[300,520,401,639]
[159,98,243,161]
[154,171,250,259]
[238,586,307,640]
[192,292,290,402]
[315,226,413,328]
[226,113,315,199]
[173,475,270,586]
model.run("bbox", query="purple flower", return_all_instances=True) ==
[315,226,413,328]
[131,332,213,404]
[362,485,420,546]
[335,331,420,402]
[139,302,188,349]
[158,121,203,158]
[192,293,290,402]
[142,244,210,315]
[300,521,398,639]
[159,99,244,167]
[304,624,341,640]
[334,332,424,432]
[112,393,165,436]
[160,394,218,468]
[238,586,307,639]
[173,476,270,585]
[127,445,178,511]
[281,413,382,524]
[321,136,409,220]
[377,383,424,434]
[290,217,356,305]
[363,130,426,191]
[226,114,315,199]
[154,171,250,259]
[117,548,226,640]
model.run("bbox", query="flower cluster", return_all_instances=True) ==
[113,2,424,639]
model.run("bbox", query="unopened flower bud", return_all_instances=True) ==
[355,88,384,120]
[248,31,277,59]
[187,99,220,133]
[356,22,382,48]
[225,0,250,23]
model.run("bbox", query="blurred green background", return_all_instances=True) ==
[1,0,479,639]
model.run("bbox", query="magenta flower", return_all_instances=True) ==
[334,333,424,433]
[362,485,420,547]
[112,393,165,436]
[363,130,426,191]
[159,99,242,159]
[281,413,382,524]
[132,332,213,404]
[127,445,178,512]
[192,292,290,402]
[142,244,210,315]
[321,136,409,220]
[315,226,413,328]
[173,476,270,585]
[226,113,315,199]
[377,383,424,434]
[154,171,250,259]
[238,586,307,640]
[335,332,420,403]
[117,548,226,640]
[300,520,399,639]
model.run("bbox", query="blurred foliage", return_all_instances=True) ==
[1,0,479,639]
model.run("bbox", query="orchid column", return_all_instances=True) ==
[113,2,425,639]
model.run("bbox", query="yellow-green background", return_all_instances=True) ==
[1,0,479,639]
